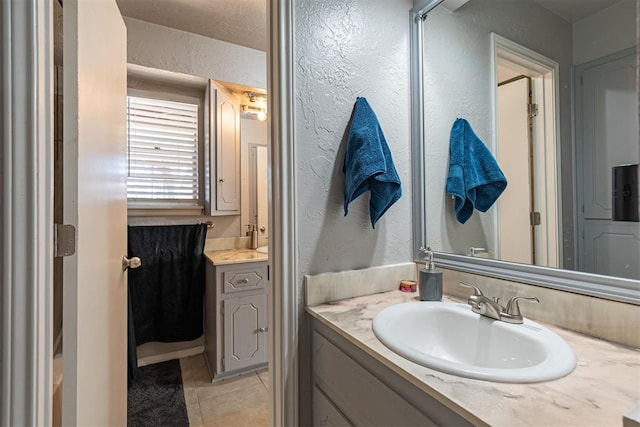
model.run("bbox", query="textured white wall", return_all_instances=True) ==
[124,17,266,89]
[573,0,637,65]
[423,0,573,265]
[294,0,414,278]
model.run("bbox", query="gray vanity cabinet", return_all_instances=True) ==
[205,261,268,380]
[310,319,473,427]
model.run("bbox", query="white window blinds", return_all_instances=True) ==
[127,96,200,203]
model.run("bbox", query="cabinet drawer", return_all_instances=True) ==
[222,264,267,294]
[313,331,437,427]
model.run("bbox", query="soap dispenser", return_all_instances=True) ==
[418,247,443,301]
[246,224,258,250]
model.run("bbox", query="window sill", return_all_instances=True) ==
[127,204,204,217]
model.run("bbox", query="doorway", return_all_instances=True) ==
[492,34,560,268]
[575,48,640,279]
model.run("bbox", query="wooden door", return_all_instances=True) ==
[223,294,267,372]
[497,77,534,264]
[577,51,639,279]
[62,0,128,424]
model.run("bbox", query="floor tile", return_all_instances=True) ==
[196,371,263,402]
[257,369,269,391]
[186,402,204,427]
[199,383,268,423]
[206,404,269,427]
[180,353,270,427]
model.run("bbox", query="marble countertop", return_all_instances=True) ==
[204,248,268,265]
[307,290,640,426]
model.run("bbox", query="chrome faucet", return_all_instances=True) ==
[459,282,539,324]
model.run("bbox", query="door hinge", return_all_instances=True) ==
[530,211,541,226]
[221,357,225,370]
[54,224,76,257]
[528,103,539,118]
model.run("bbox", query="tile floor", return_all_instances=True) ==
[180,354,269,426]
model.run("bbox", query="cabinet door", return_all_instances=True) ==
[210,80,240,213]
[313,385,353,427]
[223,294,267,372]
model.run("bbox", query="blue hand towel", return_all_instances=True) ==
[343,97,402,228]
[446,118,507,224]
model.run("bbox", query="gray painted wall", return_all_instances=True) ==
[122,17,267,239]
[124,17,266,89]
[573,0,636,65]
[294,0,414,279]
[422,0,574,266]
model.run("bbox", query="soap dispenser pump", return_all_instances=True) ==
[418,247,443,301]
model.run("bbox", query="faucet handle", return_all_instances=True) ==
[503,296,540,322]
[459,282,484,296]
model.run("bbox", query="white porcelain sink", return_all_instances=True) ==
[372,302,576,383]
[256,246,268,254]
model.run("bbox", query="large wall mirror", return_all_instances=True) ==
[411,0,639,303]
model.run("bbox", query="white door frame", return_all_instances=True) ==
[1,0,54,425]
[491,33,561,268]
[267,1,298,425]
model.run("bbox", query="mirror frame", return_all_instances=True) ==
[410,1,640,305]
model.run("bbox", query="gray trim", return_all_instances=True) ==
[267,0,298,425]
[434,252,640,305]
[1,0,54,424]
[410,7,426,258]
[410,0,443,260]
[412,6,640,305]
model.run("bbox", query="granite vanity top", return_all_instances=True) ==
[204,248,268,265]
[307,290,640,426]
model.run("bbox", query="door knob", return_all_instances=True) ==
[122,256,142,271]
[257,327,268,333]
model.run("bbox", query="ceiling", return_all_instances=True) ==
[115,0,623,53]
[116,0,267,51]
[531,0,623,23]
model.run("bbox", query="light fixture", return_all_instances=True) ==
[241,104,267,121]
[243,91,267,104]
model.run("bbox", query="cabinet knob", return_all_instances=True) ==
[218,178,225,183]
[238,278,249,284]
[257,327,268,333]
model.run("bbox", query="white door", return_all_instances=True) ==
[578,51,639,279]
[62,0,128,425]
[497,77,534,264]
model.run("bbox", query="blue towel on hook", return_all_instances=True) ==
[343,97,402,228]
[446,118,507,224]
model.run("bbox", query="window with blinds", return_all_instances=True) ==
[127,95,200,205]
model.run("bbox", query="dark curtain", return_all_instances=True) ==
[127,224,207,384]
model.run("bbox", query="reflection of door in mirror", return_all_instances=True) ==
[248,145,268,236]
[243,116,268,238]
[576,50,640,280]
[495,41,560,269]
[497,76,534,264]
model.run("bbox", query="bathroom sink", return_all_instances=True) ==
[256,246,268,254]
[372,302,576,383]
